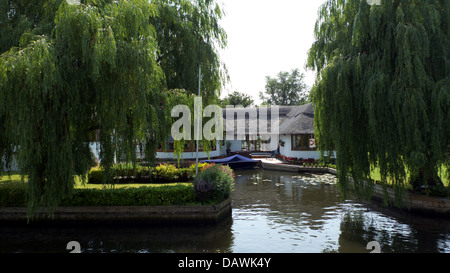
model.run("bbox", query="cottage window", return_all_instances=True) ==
[241,135,264,151]
[291,135,316,151]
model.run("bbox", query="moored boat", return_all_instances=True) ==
[201,155,260,170]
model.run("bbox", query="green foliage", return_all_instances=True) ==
[193,164,234,203]
[151,0,228,101]
[88,167,105,184]
[220,91,254,108]
[87,163,208,184]
[307,0,450,202]
[0,183,197,207]
[259,69,309,106]
[0,0,164,218]
[63,185,197,207]
[155,163,178,183]
[164,89,222,163]
[0,0,228,218]
[0,183,27,207]
[188,162,214,174]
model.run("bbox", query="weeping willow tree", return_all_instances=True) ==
[0,0,166,218]
[307,0,449,202]
[165,89,220,164]
[0,0,228,218]
[151,0,228,162]
[152,0,228,104]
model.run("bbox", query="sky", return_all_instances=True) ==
[218,0,328,104]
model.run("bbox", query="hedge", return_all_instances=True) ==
[0,183,27,207]
[0,184,198,207]
[0,162,234,207]
[88,163,212,184]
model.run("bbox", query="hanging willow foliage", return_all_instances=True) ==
[1,0,227,219]
[164,89,221,165]
[307,0,449,203]
[151,0,228,104]
[0,0,161,219]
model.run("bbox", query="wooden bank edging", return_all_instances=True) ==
[0,198,232,224]
[261,161,450,217]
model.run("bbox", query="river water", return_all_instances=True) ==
[0,169,449,253]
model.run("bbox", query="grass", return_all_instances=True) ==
[0,172,26,184]
[369,165,449,187]
[3,165,448,189]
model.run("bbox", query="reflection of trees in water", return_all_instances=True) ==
[337,208,449,253]
[234,169,450,253]
[233,169,340,234]
[0,218,235,253]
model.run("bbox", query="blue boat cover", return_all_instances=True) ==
[202,155,258,164]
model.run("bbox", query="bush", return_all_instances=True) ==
[155,164,178,183]
[63,185,197,206]
[187,162,214,174]
[176,168,195,182]
[0,183,27,207]
[88,163,197,184]
[86,162,222,185]
[193,164,234,203]
[88,166,105,184]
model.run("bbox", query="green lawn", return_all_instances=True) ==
[370,166,449,187]
[0,172,25,184]
[3,166,447,188]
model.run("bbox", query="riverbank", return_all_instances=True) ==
[260,159,450,217]
[0,198,232,225]
[1,159,448,225]
[0,163,234,225]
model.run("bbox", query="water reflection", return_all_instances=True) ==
[0,168,448,253]
[0,220,234,253]
[231,169,449,253]
[337,202,450,253]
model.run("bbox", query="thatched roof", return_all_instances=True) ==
[222,103,314,136]
[278,103,314,135]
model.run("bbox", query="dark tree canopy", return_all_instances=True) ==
[307,0,449,202]
[0,0,227,218]
[220,91,254,108]
[259,69,309,106]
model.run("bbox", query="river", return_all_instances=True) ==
[0,168,448,253]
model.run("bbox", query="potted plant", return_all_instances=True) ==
[226,141,232,156]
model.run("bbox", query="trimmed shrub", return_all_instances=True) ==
[155,163,179,183]
[188,162,214,174]
[0,184,197,207]
[88,166,105,184]
[193,164,234,203]
[0,183,27,207]
[87,163,215,184]
[176,168,195,182]
[63,185,197,206]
